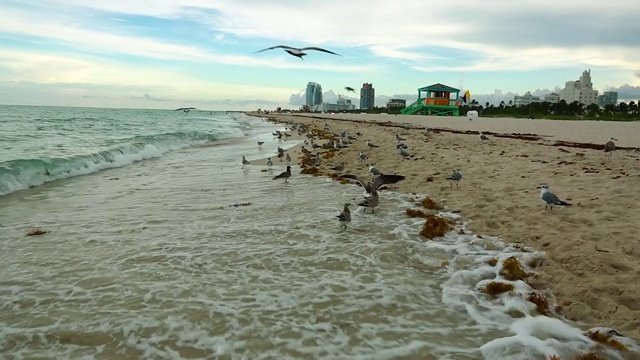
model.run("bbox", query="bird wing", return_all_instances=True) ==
[299,47,341,56]
[255,45,295,53]
[273,171,288,179]
[542,191,560,204]
[339,174,370,188]
[373,174,406,190]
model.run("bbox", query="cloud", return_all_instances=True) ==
[606,84,640,102]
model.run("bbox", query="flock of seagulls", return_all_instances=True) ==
[242,114,621,227]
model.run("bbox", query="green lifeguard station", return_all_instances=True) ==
[400,83,460,116]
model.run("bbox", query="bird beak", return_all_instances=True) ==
[536,186,542,189]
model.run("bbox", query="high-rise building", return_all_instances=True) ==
[305,82,323,106]
[597,91,618,107]
[559,69,599,105]
[360,83,375,110]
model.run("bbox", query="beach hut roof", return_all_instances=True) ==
[418,83,460,92]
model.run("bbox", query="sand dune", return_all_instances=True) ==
[251,112,640,342]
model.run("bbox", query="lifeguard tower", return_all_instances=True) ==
[400,83,461,116]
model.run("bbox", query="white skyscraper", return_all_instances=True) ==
[559,69,599,105]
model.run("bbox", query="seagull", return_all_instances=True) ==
[336,203,352,230]
[357,189,380,213]
[537,184,572,210]
[398,147,411,159]
[242,156,250,169]
[340,173,406,196]
[368,164,382,180]
[395,134,406,142]
[286,152,291,164]
[266,158,273,169]
[479,132,490,141]
[255,45,341,59]
[446,169,463,188]
[273,166,292,183]
[258,141,264,147]
[331,162,345,172]
[604,137,617,155]
[365,140,379,149]
[345,86,355,93]
[358,151,368,164]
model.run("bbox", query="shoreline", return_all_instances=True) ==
[249,112,640,343]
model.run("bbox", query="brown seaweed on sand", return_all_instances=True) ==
[419,215,450,239]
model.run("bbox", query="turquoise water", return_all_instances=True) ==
[0,106,637,359]
[0,106,252,196]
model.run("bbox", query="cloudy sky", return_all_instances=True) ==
[1,0,639,110]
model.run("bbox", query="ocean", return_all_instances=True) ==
[0,105,636,359]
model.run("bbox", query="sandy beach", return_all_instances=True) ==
[252,112,640,342]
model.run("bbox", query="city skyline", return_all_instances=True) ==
[1,0,639,110]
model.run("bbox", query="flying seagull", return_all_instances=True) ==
[336,203,352,230]
[273,165,292,183]
[345,86,355,93]
[537,184,572,210]
[255,45,341,59]
[340,173,406,196]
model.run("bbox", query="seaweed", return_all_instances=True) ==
[486,258,499,266]
[405,208,429,218]
[420,197,443,210]
[499,256,529,281]
[527,292,550,315]
[419,215,450,239]
[300,166,321,175]
[26,229,49,237]
[481,281,515,297]
[585,329,628,351]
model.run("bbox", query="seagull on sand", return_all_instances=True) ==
[479,132,490,141]
[395,134,406,142]
[446,169,463,188]
[336,203,352,229]
[331,162,346,172]
[537,184,572,210]
[286,152,292,164]
[340,172,406,197]
[368,164,382,180]
[604,137,617,155]
[242,156,250,169]
[398,147,411,159]
[358,151,368,164]
[273,166,292,183]
[254,45,341,59]
[365,140,380,149]
[345,86,355,93]
[266,158,273,169]
[258,141,264,147]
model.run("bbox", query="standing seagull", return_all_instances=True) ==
[537,184,572,210]
[446,169,463,188]
[604,137,617,155]
[258,141,264,148]
[368,164,382,180]
[357,190,380,213]
[286,152,292,164]
[242,156,250,169]
[358,151,368,164]
[255,45,341,59]
[479,132,490,141]
[273,166,292,183]
[336,203,352,230]
[266,158,273,170]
